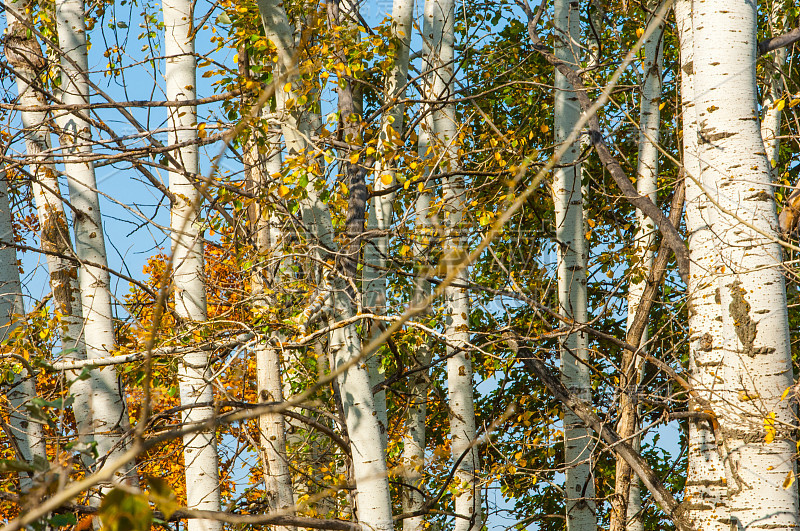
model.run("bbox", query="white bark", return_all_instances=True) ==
[256,3,394,529]
[676,3,729,529]
[553,1,595,530]
[55,0,135,483]
[691,0,800,529]
[0,169,45,491]
[247,132,295,530]
[363,0,416,455]
[625,4,663,529]
[3,0,93,454]
[163,0,220,526]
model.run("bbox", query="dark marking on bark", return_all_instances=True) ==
[729,281,756,357]
[745,190,772,202]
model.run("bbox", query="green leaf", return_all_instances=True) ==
[0,459,35,473]
[48,513,77,527]
[99,488,152,531]
[145,477,179,519]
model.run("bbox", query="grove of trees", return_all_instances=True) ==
[1,0,799,530]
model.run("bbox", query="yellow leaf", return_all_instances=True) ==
[659,101,666,110]
[494,152,502,161]
[349,153,359,164]
[278,185,290,197]
[380,173,393,186]
[781,386,793,401]
[540,124,549,133]
[636,27,644,38]
[366,146,376,156]
[775,99,785,111]
[784,471,795,489]
[789,98,800,107]
[284,82,292,93]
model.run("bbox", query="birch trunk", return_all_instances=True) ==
[55,0,135,483]
[363,0,415,455]
[675,3,729,529]
[3,0,92,454]
[422,0,481,528]
[553,1,595,529]
[621,4,663,529]
[0,169,45,491]
[163,0,221,527]
[691,1,800,529]
[402,21,436,528]
[245,129,295,528]
[256,3,393,529]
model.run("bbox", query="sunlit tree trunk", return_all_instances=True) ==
[622,3,663,529]
[163,0,221,527]
[422,0,481,529]
[690,0,800,529]
[3,0,92,453]
[55,0,136,483]
[363,0,415,455]
[245,127,295,529]
[257,3,393,529]
[0,169,45,491]
[675,3,729,530]
[553,1,595,530]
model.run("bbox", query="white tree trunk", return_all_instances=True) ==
[0,170,45,491]
[675,3,729,530]
[3,0,93,454]
[624,4,663,529]
[691,1,800,529]
[55,0,135,484]
[246,131,295,529]
[422,0,481,529]
[553,1,595,530]
[363,0,416,455]
[163,0,221,527]
[256,3,394,529]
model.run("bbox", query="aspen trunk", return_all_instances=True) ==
[256,3,393,529]
[363,0,416,455]
[246,131,295,529]
[675,3,729,529]
[0,170,45,491]
[163,0,221,527]
[621,4,663,529]
[55,0,135,483]
[760,1,788,174]
[3,0,92,455]
[553,1,595,530]
[690,1,800,529]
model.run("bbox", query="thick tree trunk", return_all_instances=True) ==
[256,3,394,529]
[675,3,729,530]
[3,0,93,456]
[163,0,221,527]
[0,170,45,491]
[55,0,135,484]
[620,4,663,530]
[553,1,595,530]
[690,1,800,530]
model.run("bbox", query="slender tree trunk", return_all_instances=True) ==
[245,128,295,529]
[675,3,729,530]
[0,169,45,491]
[55,0,136,483]
[553,1,595,530]
[256,3,394,529]
[3,0,92,455]
[620,4,663,530]
[691,1,800,529]
[423,0,482,528]
[363,0,416,455]
[163,0,221,527]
